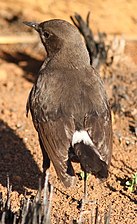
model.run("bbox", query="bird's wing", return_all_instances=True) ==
[71,68,112,177]
[84,104,112,168]
[84,68,112,166]
[37,117,76,187]
[27,69,77,187]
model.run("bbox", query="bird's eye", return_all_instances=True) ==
[44,31,50,39]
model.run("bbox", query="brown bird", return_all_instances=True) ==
[24,19,112,197]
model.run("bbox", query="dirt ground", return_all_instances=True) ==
[0,1,137,223]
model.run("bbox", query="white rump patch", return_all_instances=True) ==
[72,130,103,160]
[72,130,94,147]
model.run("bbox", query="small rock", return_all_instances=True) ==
[126,140,130,146]
[24,137,28,142]
[16,123,22,129]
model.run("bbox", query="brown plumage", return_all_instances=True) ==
[24,19,112,189]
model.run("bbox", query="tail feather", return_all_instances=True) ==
[74,142,108,178]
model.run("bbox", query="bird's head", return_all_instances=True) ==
[23,19,90,64]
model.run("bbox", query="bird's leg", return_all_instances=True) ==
[84,171,88,200]
[79,170,90,200]
[78,171,88,222]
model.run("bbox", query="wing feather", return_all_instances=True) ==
[38,118,76,187]
[84,105,112,166]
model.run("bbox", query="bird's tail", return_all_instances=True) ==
[74,142,108,179]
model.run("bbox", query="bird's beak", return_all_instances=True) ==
[23,21,39,31]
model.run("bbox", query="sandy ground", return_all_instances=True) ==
[0,1,137,223]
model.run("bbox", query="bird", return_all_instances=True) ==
[24,19,112,198]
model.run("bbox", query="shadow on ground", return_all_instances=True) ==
[0,119,41,194]
[1,50,43,83]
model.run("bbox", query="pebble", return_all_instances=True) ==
[24,137,28,142]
